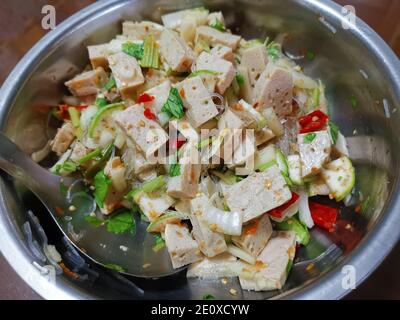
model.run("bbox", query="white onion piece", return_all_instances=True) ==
[227,245,256,265]
[161,10,188,28]
[203,206,242,236]
[298,189,314,228]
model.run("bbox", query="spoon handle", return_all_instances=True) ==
[0,131,64,206]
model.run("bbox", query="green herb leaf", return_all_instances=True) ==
[304,132,316,143]
[161,87,185,119]
[104,75,116,91]
[349,95,358,108]
[95,94,108,108]
[328,120,339,145]
[142,176,166,194]
[265,39,281,60]
[52,160,77,175]
[140,35,160,69]
[104,263,125,272]
[94,170,112,208]
[59,181,68,197]
[210,21,226,32]
[169,163,181,177]
[107,210,136,235]
[152,233,165,252]
[188,70,220,78]
[85,215,105,227]
[306,50,315,61]
[202,294,215,300]
[235,73,245,86]
[122,42,144,60]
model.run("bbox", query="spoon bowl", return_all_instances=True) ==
[0,131,182,277]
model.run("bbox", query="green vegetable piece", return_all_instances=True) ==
[349,95,358,108]
[147,211,181,233]
[104,263,125,272]
[95,94,108,108]
[312,87,320,108]
[140,35,160,69]
[84,143,114,179]
[77,148,102,165]
[104,75,116,91]
[286,259,294,277]
[94,170,112,208]
[275,217,310,246]
[59,181,68,197]
[306,50,315,61]
[210,21,226,32]
[68,107,80,128]
[304,133,316,143]
[142,175,166,194]
[169,163,181,177]
[107,210,136,235]
[258,160,278,172]
[88,103,124,138]
[85,215,105,227]
[122,42,144,60]
[152,233,166,252]
[51,160,77,175]
[161,87,185,119]
[235,73,245,86]
[202,294,215,300]
[188,69,220,78]
[328,120,339,145]
[265,38,281,60]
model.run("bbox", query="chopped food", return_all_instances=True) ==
[49,8,356,293]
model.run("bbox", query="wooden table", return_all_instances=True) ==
[0,0,398,300]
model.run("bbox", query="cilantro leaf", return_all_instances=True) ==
[104,75,116,91]
[169,163,181,177]
[59,181,68,197]
[94,170,112,208]
[122,42,144,60]
[210,21,226,32]
[303,132,316,143]
[235,73,245,86]
[161,87,185,119]
[202,294,215,300]
[265,38,281,60]
[95,94,108,108]
[329,120,339,145]
[107,210,136,235]
[349,95,358,108]
[85,215,105,227]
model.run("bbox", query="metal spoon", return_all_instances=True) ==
[0,132,181,278]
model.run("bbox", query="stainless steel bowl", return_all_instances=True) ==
[0,0,399,300]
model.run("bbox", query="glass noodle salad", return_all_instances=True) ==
[46,8,355,291]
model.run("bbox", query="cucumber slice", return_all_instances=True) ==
[287,155,303,186]
[88,103,124,138]
[146,211,182,233]
[254,144,276,170]
[275,149,293,186]
[275,217,310,246]
[321,156,355,201]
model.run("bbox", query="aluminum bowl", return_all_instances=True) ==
[0,0,399,300]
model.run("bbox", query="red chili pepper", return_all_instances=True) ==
[137,93,155,103]
[268,192,299,219]
[298,110,328,133]
[58,104,88,120]
[143,107,157,120]
[309,201,338,232]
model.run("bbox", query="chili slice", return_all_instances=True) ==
[298,110,328,134]
[144,107,157,120]
[137,93,155,103]
[268,192,299,219]
[309,201,338,232]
